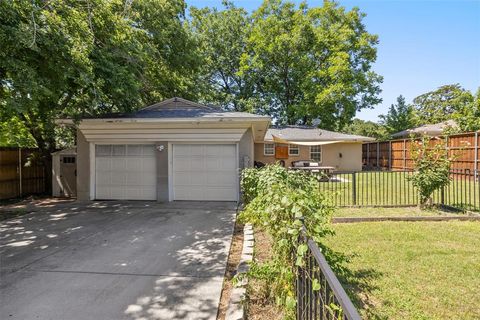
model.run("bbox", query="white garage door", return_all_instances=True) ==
[173,144,237,201]
[95,144,157,200]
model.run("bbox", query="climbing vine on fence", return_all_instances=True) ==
[239,165,335,319]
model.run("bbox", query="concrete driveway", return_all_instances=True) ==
[0,201,237,320]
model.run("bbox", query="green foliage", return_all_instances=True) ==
[241,0,383,129]
[239,165,334,318]
[189,2,254,111]
[408,136,453,208]
[412,84,474,126]
[454,88,480,132]
[0,0,198,151]
[379,95,415,136]
[342,118,388,140]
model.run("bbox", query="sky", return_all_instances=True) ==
[186,0,480,122]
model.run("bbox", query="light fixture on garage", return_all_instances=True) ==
[156,145,165,152]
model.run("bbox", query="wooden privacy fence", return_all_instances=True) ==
[362,131,480,173]
[0,148,46,200]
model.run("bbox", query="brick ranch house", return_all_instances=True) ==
[57,98,373,202]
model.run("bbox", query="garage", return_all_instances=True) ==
[172,144,238,201]
[95,144,157,200]
[67,97,270,201]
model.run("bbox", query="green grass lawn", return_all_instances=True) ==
[324,221,480,319]
[319,171,480,211]
[333,206,460,218]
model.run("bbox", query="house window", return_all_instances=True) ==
[264,143,275,156]
[289,144,299,156]
[310,145,322,162]
[62,156,76,164]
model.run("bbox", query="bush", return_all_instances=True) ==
[408,136,455,208]
[239,164,334,319]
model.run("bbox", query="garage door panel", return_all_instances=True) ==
[173,144,237,201]
[111,173,127,185]
[173,186,204,201]
[189,159,205,171]
[125,158,142,171]
[205,187,236,200]
[96,158,111,171]
[141,173,157,186]
[111,158,126,170]
[206,174,237,185]
[95,144,156,200]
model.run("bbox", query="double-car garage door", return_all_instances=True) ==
[95,144,237,201]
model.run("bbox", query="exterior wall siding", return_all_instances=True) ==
[254,142,363,171]
[76,129,90,201]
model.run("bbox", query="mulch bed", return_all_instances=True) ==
[216,220,245,320]
[245,230,283,320]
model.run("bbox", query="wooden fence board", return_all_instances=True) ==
[363,132,480,174]
[0,148,46,200]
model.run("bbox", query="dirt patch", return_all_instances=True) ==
[245,230,283,320]
[216,220,244,320]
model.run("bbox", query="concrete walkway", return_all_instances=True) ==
[0,201,236,320]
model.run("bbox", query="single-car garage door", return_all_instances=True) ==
[95,144,157,200]
[173,144,237,201]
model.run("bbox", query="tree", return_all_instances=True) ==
[342,118,388,140]
[454,88,480,132]
[240,0,382,129]
[412,84,473,125]
[0,0,198,190]
[379,95,415,136]
[190,1,253,111]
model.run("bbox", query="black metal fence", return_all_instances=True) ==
[317,169,480,211]
[296,233,361,320]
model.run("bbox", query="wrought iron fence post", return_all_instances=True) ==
[352,172,357,206]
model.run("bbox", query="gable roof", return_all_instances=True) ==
[391,120,458,138]
[78,97,269,120]
[264,126,375,142]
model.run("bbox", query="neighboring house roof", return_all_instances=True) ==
[75,97,269,120]
[391,120,458,139]
[263,126,375,142]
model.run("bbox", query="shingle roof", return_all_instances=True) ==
[391,120,458,138]
[81,97,269,120]
[264,126,375,142]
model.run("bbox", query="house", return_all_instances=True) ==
[391,120,458,139]
[58,97,374,202]
[254,126,375,171]
[59,97,270,202]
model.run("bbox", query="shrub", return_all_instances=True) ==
[239,164,334,319]
[408,135,457,208]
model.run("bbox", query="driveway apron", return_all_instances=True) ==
[0,201,236,320]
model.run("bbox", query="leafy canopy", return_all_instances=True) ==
[0,0,198,152]
[239,0,382,129]
[342,118,388,140]
[379,95,415,136]
[412,84,473,126]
